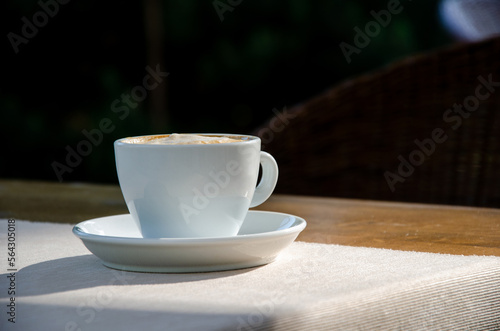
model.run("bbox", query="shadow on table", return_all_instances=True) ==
[2,254,259,297]
[1,301,277,331]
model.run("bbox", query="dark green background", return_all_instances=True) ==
[1,0,453,184]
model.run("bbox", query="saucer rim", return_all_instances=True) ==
[72,210,307,246]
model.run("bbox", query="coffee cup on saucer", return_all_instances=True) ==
[114,133,279,239]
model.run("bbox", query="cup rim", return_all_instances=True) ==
[114,133,259,147]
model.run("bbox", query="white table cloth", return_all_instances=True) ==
[1,219,499,330]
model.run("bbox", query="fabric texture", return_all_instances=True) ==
[1,219,499,330]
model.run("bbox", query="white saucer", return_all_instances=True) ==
[72,211,306,273]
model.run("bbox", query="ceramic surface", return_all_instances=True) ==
[73,210,306,273]
[114,134,279,238]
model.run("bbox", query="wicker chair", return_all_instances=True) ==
[253,36,500,208]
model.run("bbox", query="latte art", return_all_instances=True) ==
[125,134,244,145]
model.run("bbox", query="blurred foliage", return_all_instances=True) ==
[1,0,452,183]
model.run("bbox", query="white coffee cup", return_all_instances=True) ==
[114,134,278,238]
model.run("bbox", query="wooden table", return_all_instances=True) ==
[1,179,499,256]
[2,179,500,331]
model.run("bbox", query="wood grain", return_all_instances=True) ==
[1,179,499,256]
[254,195,500,256]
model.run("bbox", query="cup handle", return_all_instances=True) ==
[249,151,279,208]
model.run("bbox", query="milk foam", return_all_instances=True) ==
[126,134,242,145]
